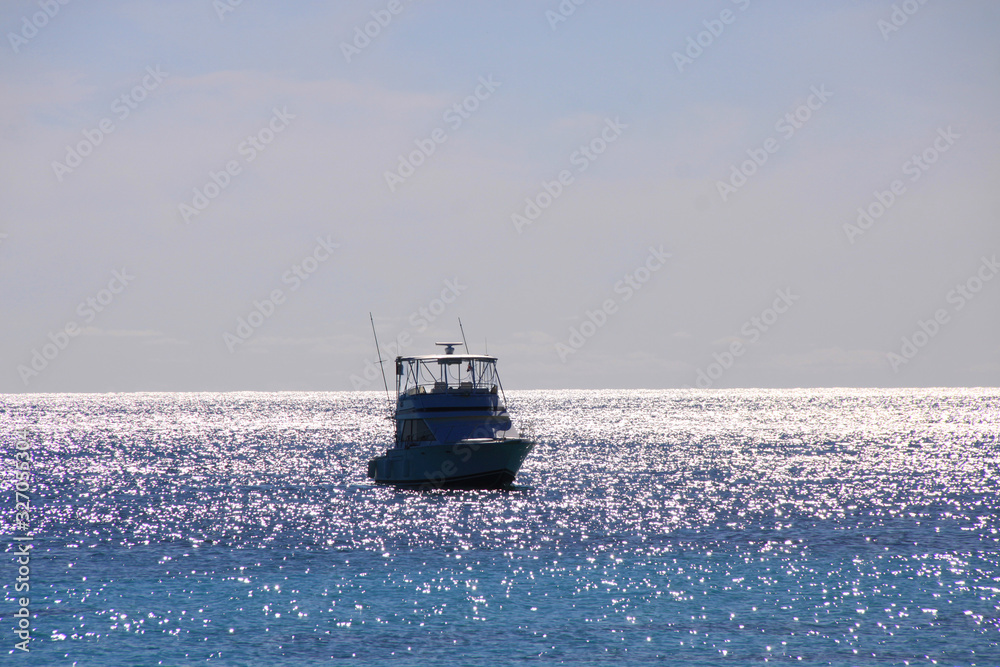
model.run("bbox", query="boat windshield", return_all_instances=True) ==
[396,356,499,395]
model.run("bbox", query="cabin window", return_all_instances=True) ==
[398,419,435,442]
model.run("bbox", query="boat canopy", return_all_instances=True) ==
[398,354,497,362]
[395,353,500,395]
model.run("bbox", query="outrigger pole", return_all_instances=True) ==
[458,317,506,407]
[458,318,469,352]
[369,313,391,406]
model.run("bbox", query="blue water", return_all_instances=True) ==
[3,389,999,666]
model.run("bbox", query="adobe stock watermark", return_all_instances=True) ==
[340,0,414,63]
[842,126,958,244]
[877,0,931,41]
[7,0,72,54]
[555,245,670,362]
[51,65,169,182]
[178,106,294,223]
[350,277,467,389]
[672,0,751,73]
[16,268,135,386]
[717,85,832,202]
[546,0,587,31]
[223,236,339,352]
[690,288,799,388]
[886,254,997,372]
[511,117,627,234]
[384,75,501,192]
[12,431,34,652]
[214,0,248,21]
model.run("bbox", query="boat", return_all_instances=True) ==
[367,342,534,489]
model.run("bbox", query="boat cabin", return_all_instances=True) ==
[393,342,510,446]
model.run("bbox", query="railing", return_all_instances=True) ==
[402,382,497,396]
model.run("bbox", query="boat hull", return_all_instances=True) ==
[368,438,534,489]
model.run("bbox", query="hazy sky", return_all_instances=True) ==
[1,1,998,393]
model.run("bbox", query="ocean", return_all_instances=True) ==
[3,388,999,666]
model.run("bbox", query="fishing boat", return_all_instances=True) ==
[367,341,534,489]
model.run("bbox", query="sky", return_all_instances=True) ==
[1,0,998,393]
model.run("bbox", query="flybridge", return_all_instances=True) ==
[396,342,501,396]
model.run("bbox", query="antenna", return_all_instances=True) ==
[458,318,469,352]
[369,313,391,405]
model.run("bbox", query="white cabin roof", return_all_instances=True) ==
[397,354,497,362]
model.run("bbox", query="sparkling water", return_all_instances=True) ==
[3,389,998,665]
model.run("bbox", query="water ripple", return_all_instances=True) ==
[1,388,998,665]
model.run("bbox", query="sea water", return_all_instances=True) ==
[2,388,998,666]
